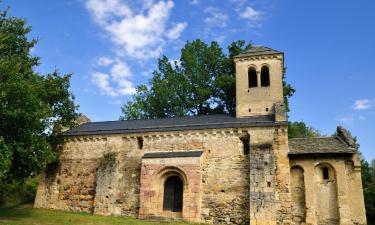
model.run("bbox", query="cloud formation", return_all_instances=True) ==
[91,57,136,97]
[85,0,187,97]
[352,99,374,110]
[204,7,228,28]
[85,0,187,60]
[240,6,261,22]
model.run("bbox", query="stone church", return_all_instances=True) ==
[34,46,367,225]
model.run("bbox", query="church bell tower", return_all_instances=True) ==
[234,46,285,120]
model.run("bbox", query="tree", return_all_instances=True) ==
[0,9,78,181]
[361,159,375,223]
[288,121,321,138]
[121,39,295,120]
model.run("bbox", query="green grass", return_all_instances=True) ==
[0,204,200,225]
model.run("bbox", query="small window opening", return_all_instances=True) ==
[322,167,329,180]
[266,108,269,112]
[137,137,143,149]
[248,68,257,88]
[240,132,250,155]
[267,182,271,188]
[261,66,270,87]
[221,190,225,193]
[248,108,251,112]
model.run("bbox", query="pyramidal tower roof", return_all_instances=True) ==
[234,46,282,58]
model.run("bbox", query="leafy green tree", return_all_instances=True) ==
[0,9,78,181]
[121,39,295,120]
[288,121,321,138]
[361,159,375,223]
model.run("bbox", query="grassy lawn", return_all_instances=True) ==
[0,204,200,225]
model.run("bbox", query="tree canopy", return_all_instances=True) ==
[0,9,78,181]
[288,121,321,138]
[361,159,375,223]
[121,39,295,120]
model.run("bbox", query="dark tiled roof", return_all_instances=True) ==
[143,151,203,159]
[288,136,357,155]
[63,114,284,137]
[234,46,282,58]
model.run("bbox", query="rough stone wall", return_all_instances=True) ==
[35,125,291,225]
[200,131,250,225]
[289,154,367,225]
[93,153,119,215]
[246,126,291,225]
[249,143,275,224]
[35,136,144,216]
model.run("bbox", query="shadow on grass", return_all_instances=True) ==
[0,203,34,221]
[0,204,206,225]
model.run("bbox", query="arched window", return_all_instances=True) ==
[248,68,257,88]
[261,66,270,87]
[163,176,183,212]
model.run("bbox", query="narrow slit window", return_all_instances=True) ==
[261,66,270,87]
[322,167,329,180]
[137,137,143,150]
[248,68,257,88]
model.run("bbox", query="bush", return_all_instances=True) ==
[0,176,39,207]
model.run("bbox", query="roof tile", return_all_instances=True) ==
[288,136,357,155]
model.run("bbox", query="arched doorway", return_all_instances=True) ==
[163,176,183,212]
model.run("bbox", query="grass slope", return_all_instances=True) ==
[0,204,201,225]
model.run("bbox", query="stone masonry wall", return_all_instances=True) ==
[35,125,289,225]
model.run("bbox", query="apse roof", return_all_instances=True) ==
[288,136,357,155]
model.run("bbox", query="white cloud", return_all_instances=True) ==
[85,0,187,60]
[91,72,118,97]
[204,7,228,28]
[240,6,261,22]
[85,1,187,97]
[118,79,136,95]
[167,22,188,40]
[97,56,114,66]
[85,0,132,24]
[91,58,136,97]
[110,60,132,80]
[352,99,373,110]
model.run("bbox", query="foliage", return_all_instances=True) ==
[0,176,39,207]
[99,152,117,168]
[361,158,375,223]
[0,9,78,181]
[121,39,295,120]
[288,121,321,138]
[0,204,205,225]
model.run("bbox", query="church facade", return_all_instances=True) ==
[34,47,367,225]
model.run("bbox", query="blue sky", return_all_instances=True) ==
[2,0,375,160]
